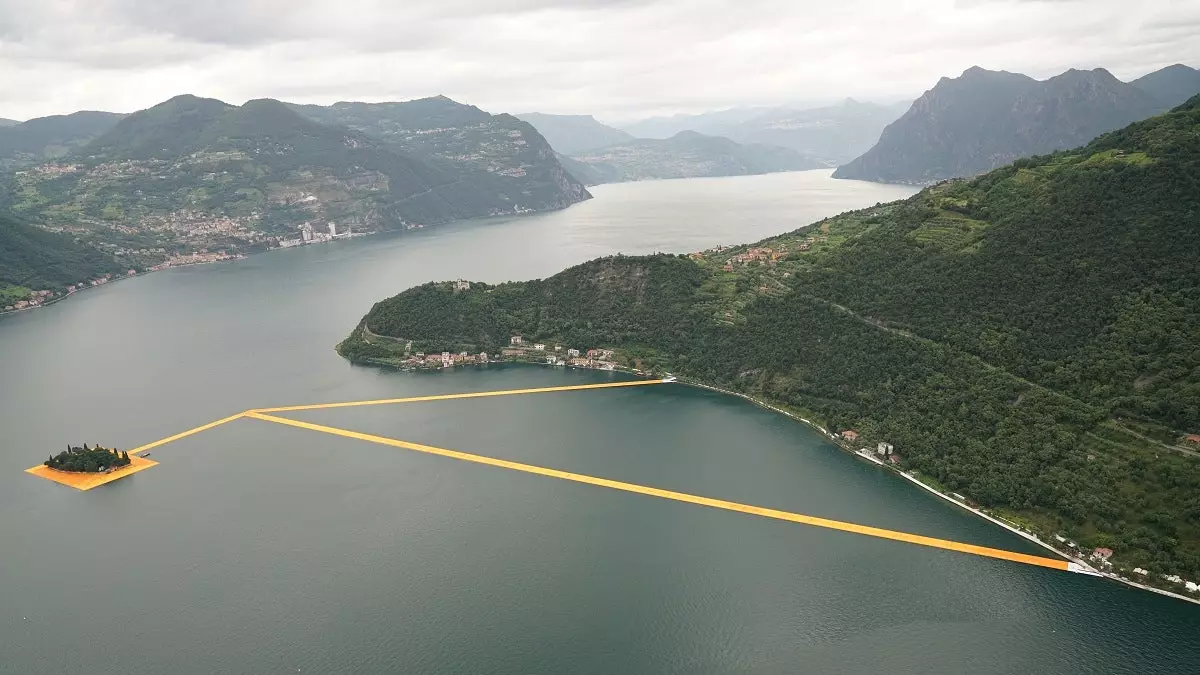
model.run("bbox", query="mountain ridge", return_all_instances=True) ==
[834,64,1197,183]
[1,94,590,263]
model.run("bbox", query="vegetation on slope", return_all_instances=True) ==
[0,211,122,294]
[342,97,1200,583]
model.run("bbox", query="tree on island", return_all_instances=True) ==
[44,444,133,473]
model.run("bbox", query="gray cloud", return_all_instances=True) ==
[0,0,1196,121]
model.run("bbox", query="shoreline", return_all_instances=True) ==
[668,374,1200,606]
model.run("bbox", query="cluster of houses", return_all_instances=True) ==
[3,270,144,313]
[408,351,489,368]
[1086,546,1199,593]
[148,251,243,272]
[277,222,356,249]
[501,336,617,370]
[395,335,621,373]
[721,246,785,272]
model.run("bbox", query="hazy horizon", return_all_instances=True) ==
[1,1,1198,124]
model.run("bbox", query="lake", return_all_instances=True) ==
[3,171,1197,674]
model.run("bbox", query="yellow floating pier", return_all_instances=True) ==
[26,377,1086,575]
[25,455,159,491]
[245,410,1071,571]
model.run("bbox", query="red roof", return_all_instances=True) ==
[1186,434,1200,444]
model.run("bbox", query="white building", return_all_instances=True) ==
[533,344,546,351]
[441,351,452,367]
[328,222,338,237]
[510,336,523,345]
[567,348,580,357]
[479,352,488,364]
[300,223,314,242]
[877,442,894,456]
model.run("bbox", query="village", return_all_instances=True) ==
[830,428,1200,600]
[1,249,249,315]
[395,333,623,373]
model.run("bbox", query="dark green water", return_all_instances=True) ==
[3,172,1197,674]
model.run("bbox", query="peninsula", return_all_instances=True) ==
[340,96,1200,598]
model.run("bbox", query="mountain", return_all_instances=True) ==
[0,211,123,304]
[1,95,589,258]
[0,118,18,127]
[288,97,590,215]
[835,66,1195,184]
[620,106,779,139]
[1130,64,1200,109]
[564,131,822,183]
[0,111,125,170]
[514,113,634,154]
[724,99,908,165]
[341,97,1200,583]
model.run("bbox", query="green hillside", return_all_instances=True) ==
[341,96,1200,584]
[0,111,125,170]
[288,97,591,213]
[0,212,122,298]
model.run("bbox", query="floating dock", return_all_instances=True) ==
[26,377,1083,574]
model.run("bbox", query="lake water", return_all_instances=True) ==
[2,171,1198,674]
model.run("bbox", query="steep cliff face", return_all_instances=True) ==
[834,66,1180,184]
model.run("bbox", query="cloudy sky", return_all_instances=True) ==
[1,0,1197,123]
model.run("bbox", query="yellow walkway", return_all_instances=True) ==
[27,377,1083,574]
[252,379,664,413]
[245,410,1070,571]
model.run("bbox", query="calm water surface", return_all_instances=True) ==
[3,171,1197,674]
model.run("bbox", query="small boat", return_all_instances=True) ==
[662,375,678,383]
[142,452,151,457]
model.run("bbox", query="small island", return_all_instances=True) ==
[44,444,131,473]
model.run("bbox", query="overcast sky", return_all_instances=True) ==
[1,0,1197,123]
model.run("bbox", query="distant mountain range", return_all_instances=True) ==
[609,100,909,166]
[561,130,822,184]
[0,111,126,170]
[835,63,1200,184]
[285,97,589,217]
[618,106,780,139]
[0,94,589,279]
[513,113,634,154]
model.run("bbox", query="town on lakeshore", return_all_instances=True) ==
[388,326,627,374]
[1,214,362,315]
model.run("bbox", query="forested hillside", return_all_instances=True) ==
[0,212,121,301]
[341,96,1200,582]
[0,111,125,170]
